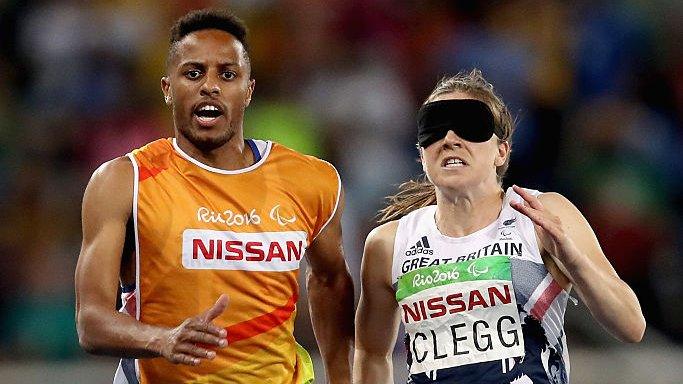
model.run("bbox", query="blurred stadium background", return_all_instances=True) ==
[0,0,682,383]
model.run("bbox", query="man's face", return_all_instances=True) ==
[162,29,254,152]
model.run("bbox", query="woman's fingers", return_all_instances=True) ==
[510,200,542,225]
[512,185,544,210]
[510,200,566,242]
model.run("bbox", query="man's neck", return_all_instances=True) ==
[175,133,255,171]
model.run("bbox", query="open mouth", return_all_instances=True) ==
[193,102,224,126]
[442,156,467,168]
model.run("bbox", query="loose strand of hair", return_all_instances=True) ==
[377,177,436,223]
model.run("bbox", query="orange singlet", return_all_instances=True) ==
[113,138,339,384]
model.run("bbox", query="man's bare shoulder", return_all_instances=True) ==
[83,156,134,217]
[92,156,133,182]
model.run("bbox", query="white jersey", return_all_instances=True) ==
[392,187,571,384]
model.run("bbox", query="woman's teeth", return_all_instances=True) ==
[444,158,464,167]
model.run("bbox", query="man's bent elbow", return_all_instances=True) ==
[76,310,104,354]
[77,329,98,354]
[78,334,98,354]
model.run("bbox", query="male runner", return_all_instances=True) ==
[75,9,354,384]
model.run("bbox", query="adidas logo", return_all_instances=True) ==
[405,236,434,256]
[503,217,516,226]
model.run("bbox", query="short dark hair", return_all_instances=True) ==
[167,9,250,69]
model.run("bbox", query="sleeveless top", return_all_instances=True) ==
[392,187,571,384]
[112,138,340,384]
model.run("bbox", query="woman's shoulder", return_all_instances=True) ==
[365,220,400,251]
[362,221,400,284]
[537,191,570,206]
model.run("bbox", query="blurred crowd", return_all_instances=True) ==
[0,0,681,361]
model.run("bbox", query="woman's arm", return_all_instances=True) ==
[510,185,645,342]
[353,221,402,383]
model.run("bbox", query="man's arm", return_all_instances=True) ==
[75,157,229,365]
[353,222,401,384]
[305,187,354,383]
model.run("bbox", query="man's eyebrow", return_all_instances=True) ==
[217,61,240,67]
[178,61,204,67]
[179,61,240,67]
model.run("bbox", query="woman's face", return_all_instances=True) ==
[420,91,509,194]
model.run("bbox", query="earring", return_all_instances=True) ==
[165,96,172,104]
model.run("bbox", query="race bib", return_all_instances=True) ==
[396,256,524,374]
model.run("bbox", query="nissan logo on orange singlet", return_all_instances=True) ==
[181,229,308,271]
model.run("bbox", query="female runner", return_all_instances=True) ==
[353,69,645,384]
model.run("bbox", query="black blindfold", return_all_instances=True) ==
[417,99,501,148]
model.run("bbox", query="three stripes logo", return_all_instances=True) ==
[405,236,434,256]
